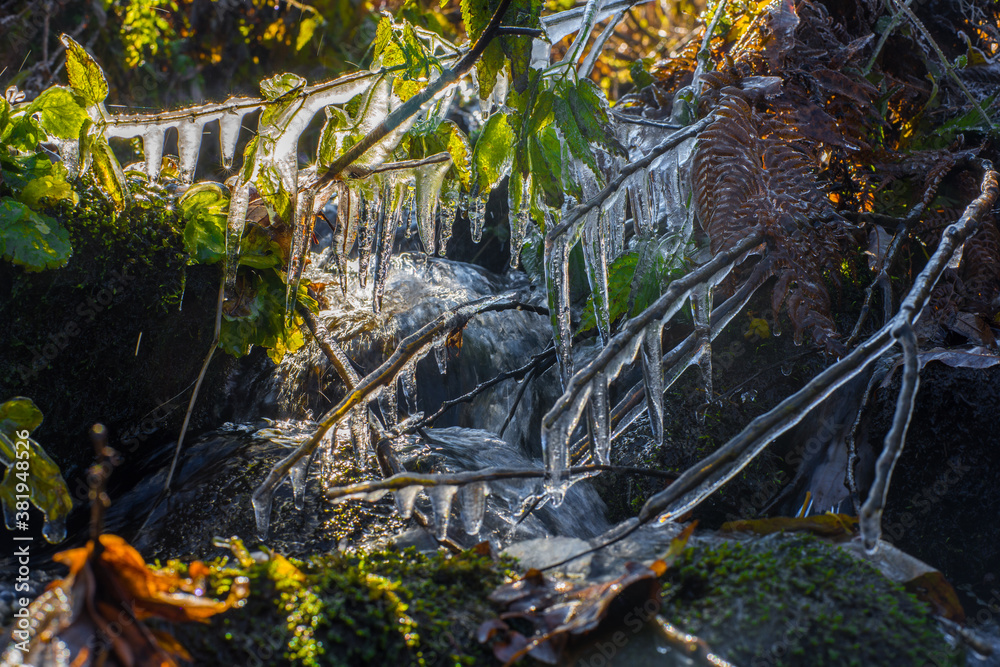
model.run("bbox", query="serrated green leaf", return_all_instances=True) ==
[476,42,505,100]
[260,72,307,101]
[295,15,323,52]
[180,182,229,264]
[219,269,307,362]
[552,90,598,176]
[317,107,353,167]
[373,16,394,59]
[26,86,89,140]
[393,78,423,102]
[472,112,514,192]
[528,126,563,206]
[60,34,108,105]
[18,166,77,208]
[88,137,129,211]
[0,197,73,271]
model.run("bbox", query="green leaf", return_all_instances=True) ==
[219,269,307,362]
[238,225,282,269]
[316,107,353,167]
[27,86,89,140]
[0,397,72,543]
[260,72,307,101]
[630,59,655,90]
[88,137,129,211]
[180,182,229,264]
[0,398,44,458]
[476,42,505,100]
[528,126,564,207]
[552,89,598,176]
[373,15,394,59]
[472,112,514,193]
[579,252,638,334]
[438,121,472,190]
[0,197,73,271]
[18,166,78,208]
[60,34,108,105]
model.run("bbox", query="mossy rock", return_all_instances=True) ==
[660,533,957,667]
[0,180,228,511]
[166,545,516,667]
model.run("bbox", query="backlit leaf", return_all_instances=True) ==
[27,86,89,140]
[60,34,108,105]
[0,197,73,271]
[472,112,514,193]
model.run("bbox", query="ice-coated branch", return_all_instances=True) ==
[325,464,677,501]
[310,0,518,189]
[858,321,917,551]
[251,287,539,538]
[545,115,714,243]
[636,162,998,528]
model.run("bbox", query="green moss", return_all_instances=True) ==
[660,534,957,667]
[169,545,517,667]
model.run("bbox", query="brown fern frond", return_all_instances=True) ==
[693,89,852,354]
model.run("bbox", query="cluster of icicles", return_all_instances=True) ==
[77,0,736,538]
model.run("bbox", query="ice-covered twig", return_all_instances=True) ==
[251,287,539,538]
[324,464,677,501]
[546,115,713,242]
[637,162,998,528]
[310,0,518,189]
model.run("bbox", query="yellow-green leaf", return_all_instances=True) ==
[19,167,78,208]
[60,34,108,105]
[88,137,129,211]
[27,86,89,140]
[295,15,323,52]
[472,112,514,193]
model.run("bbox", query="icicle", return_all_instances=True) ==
[641,321,666,446]
[541,386,591,505]
[375,178,403,313]
[545,235,574,387]
[690,283,714,421]
[142,127,165,181]
[438,186,458,256]
[609,190,627,256]
[470,193,488,243]
[56,138,80,177]
[589,372,611,464]
[225,182,251,289]
[286,187,317,324]
[428,484,459,540]
[394,485,421,520]
[219,111,243,169]
[581,209,611,344]
[627,169,653,235]
[252,489,274,540]
[357,196,378,288]
[435,340,448,376]
[177,118,206,183]
[337,183,361,287]
[414,157,452,257]
[400,362,418,414]
[350,407,371,465]
[509,172,532,268]
[460,481,488,534]
[288,455,310,511]
[382,378,399,429]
